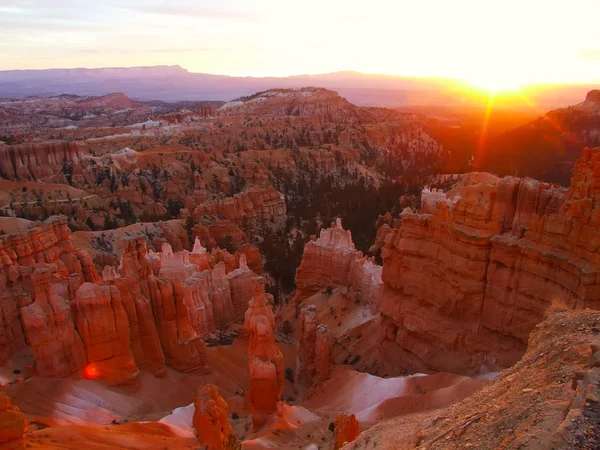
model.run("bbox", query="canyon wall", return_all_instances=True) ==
[294,218,383,311]
[380,148,600,375]
[0,217,263,380]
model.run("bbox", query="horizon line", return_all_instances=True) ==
[1,65,599,88]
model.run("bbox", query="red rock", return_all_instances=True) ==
[0,141,85,182]
[296,305,318,385]
[235,243,263,274]
[228,254,265,322]
[192,384,236,450]
[21,265,87,377]
[244,283,284,430]
[191,187,286,231]
[380,154,600,375]
[334,413,360,449]
[73,283,139,384]
[0,392,26,450]
[295,218,383,311]
[314,324,334,382]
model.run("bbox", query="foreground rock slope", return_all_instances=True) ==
[345,308,600,450]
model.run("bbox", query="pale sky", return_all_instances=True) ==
[1,0,599,88]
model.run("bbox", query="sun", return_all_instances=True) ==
[466,74,524,94]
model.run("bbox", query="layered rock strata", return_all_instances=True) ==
[380,150,600,375]
[244,284,284,431]
[0,217,263,379]
[191,187,286,230]
[294,218,384,311]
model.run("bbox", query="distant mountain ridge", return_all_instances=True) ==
[476,90,600,184]
[0,65,595,110]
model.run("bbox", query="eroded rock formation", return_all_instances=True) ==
[0,392,26,450]
[295,218,383,311]
[380,149,600,375]
[0,217,264,379]
[334,413,360,449]
[192,384,236,450]
[73,282,139,384]
[244,283,284,430]
[191,187,286,231]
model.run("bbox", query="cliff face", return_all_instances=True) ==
[380,150,600,375]
[191,187,287,231]
[294,218,383,311]
[0,217,264,380]
[0,141,86,182]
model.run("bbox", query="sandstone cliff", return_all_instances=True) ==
[294,218,383,311]
[380,149,600,375]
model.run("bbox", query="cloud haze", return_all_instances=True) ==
[1,0,599,85]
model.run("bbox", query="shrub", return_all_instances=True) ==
[285,367,294,383]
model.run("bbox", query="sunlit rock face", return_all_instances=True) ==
[73,282,139,384]
[334,413,360,449]
[380,150,600,375]
[0,217,264,379]
[0,392,27,450]
[192,384,236,450]
[294,218,384,311]
[244,284,284,431]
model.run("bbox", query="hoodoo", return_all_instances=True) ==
[244,283,284,430]
[192,384,236,450]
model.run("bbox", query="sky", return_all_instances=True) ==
[1,0,600,89]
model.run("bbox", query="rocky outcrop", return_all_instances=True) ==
[334,413,360,449]
[345,309,600,450]
[296,306,334,387]
[0,141,86,182]
[380,152,600,375]
[0,392,26,450]
[73,283,139,384]
[21,265,87,377]
[295,218,383,311]
[314,324,333,382]
[191,187,286,230]
[227,254,264,322]
[192,384,236,450]
[244,283,284,430]
[0,215,264,378]
[296,305,318,385]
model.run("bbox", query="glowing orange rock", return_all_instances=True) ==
[0,392,26,450]
[334,413,360,449]
[244,283,284,431]
[192,384,236,450]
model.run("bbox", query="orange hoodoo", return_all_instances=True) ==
[334,413,360,449]
[192,384,236,450]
